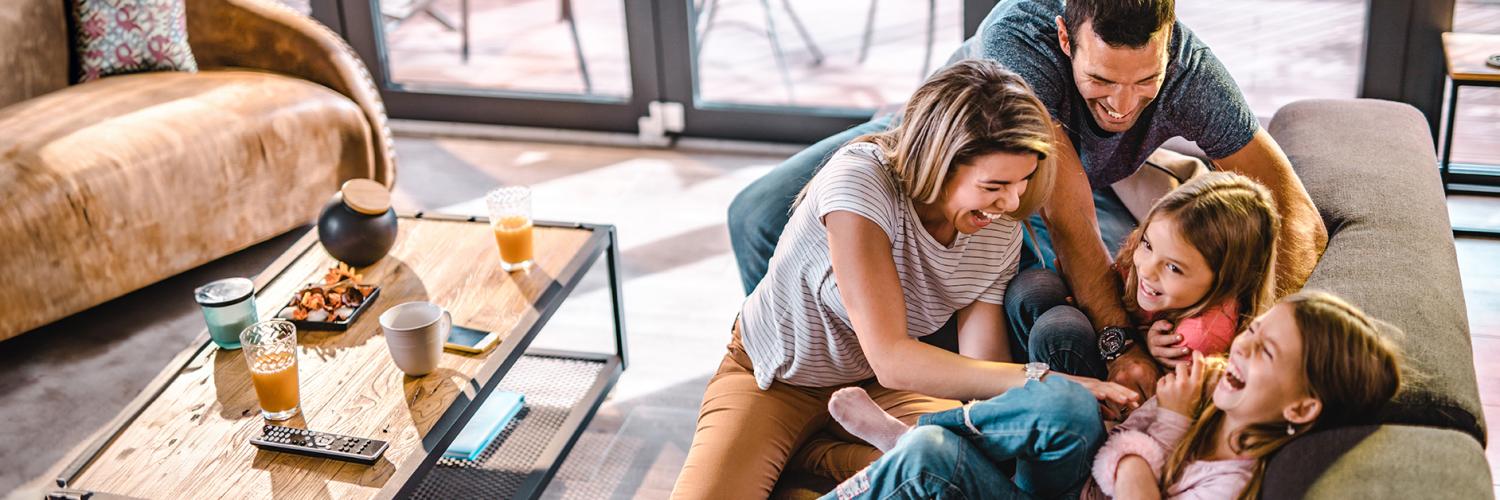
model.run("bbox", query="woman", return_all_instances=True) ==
[671,60,1139,500]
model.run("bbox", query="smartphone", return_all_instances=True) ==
[445,325,500,353]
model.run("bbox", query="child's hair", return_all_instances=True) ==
[1115,171,1280,333]
[852,59,1057,219]
[1161,291,1402,500]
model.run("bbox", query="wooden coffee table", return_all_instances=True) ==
[45,213,627,499]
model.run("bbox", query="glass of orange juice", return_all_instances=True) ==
[485,186,534,272]
[239,320,301,420]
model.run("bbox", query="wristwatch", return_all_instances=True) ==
[1098,326,1134,362]
[1024,362,1050,382]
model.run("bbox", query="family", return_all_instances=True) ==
[673,0,1403,498]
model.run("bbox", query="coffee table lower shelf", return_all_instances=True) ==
[402,349,622,500]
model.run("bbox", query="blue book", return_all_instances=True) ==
[443,391,525,460]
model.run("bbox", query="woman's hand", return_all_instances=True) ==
[1145,320,1191,367]
[1060,373,1141,413]
[1156,351,1207,418]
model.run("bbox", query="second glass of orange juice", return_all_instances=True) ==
[239,320,300,420]
[486,186,534,272]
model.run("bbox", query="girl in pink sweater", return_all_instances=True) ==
[1090,291,1401,499]
[1113,172,1280,360]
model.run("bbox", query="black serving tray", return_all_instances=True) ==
[276,286,381,331]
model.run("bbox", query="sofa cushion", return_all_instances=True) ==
[0,69,372,341]
[72,0,199,82]
[1267,99,1485,444]
[1262,424,1492,499]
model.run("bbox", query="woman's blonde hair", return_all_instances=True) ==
[1161,292,1402,500]
[855,59,1057,218]
[1116,172,1280,333]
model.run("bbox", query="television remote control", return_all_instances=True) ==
[250,424,389,465]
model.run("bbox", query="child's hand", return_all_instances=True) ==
[1145,319,1191,367]
[1156,351,1208,418]
[1061,374,1141,418]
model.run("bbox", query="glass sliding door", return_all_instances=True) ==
[379,0,630,97]
[313,0,1461,149]
[1450,0,1500,169]
[1447,0,1500,235]
[654,0,979,143]
[316,0,660,132]
[1176,0,1367,121]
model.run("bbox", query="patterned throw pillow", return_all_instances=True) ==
[73,0,198,83]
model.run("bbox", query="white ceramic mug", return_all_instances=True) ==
[378,301,452,376]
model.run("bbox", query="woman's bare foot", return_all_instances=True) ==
[828,387,912,452]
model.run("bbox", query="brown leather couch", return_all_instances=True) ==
[0,0,396,342]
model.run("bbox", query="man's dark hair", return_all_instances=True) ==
[1062,0,1175,48]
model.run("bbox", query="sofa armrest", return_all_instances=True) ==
[1261,424,1492,499]
[185,0,395,187]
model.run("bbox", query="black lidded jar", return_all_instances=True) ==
[317,179,398,267]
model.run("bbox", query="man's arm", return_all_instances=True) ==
[1043,124,1161,397]
[1211,128,1329,296]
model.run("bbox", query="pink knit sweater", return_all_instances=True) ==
[1083,398,1255,499]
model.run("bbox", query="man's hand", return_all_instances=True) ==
[1108,345,1162,402]
[1144,320,1191,367]
[1156,351,1208,418]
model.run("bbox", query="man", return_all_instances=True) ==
[727,0,1327,398]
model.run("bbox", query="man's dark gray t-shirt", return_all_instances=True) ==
[956,0,1259,187]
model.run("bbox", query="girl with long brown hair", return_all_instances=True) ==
[1114,171,1280,360]
[820,292,1399,499]
[1092,291,1401,499]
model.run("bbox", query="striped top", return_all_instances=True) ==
[739,142,1024,390]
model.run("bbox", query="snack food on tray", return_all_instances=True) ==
[277,263,377,323]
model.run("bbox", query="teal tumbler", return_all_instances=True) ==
[194,278,257,350]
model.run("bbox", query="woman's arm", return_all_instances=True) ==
[826,211,1028,400]
[826,212,1138,409]
[1114,455,1163,500]
[956,301,1014,362]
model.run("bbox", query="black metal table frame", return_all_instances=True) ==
[1439,75,1500,239]
[48,213,629,500]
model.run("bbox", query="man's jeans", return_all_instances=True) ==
[727,116,1138,379]
[820,377,1104,500]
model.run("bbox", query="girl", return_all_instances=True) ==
[1118,171,1281,362]
[1095,291,1401,499]
[1006,171,1280,386]
[670,60,1138,500]
[823,291,1401,500]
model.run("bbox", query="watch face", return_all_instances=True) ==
[1099,328,1126,355]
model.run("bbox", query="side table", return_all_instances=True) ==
[1439,32,1500,237]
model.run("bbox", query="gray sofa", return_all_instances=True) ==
[1258,99,1491,498]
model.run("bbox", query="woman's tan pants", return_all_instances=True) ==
[670,323,959,500]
